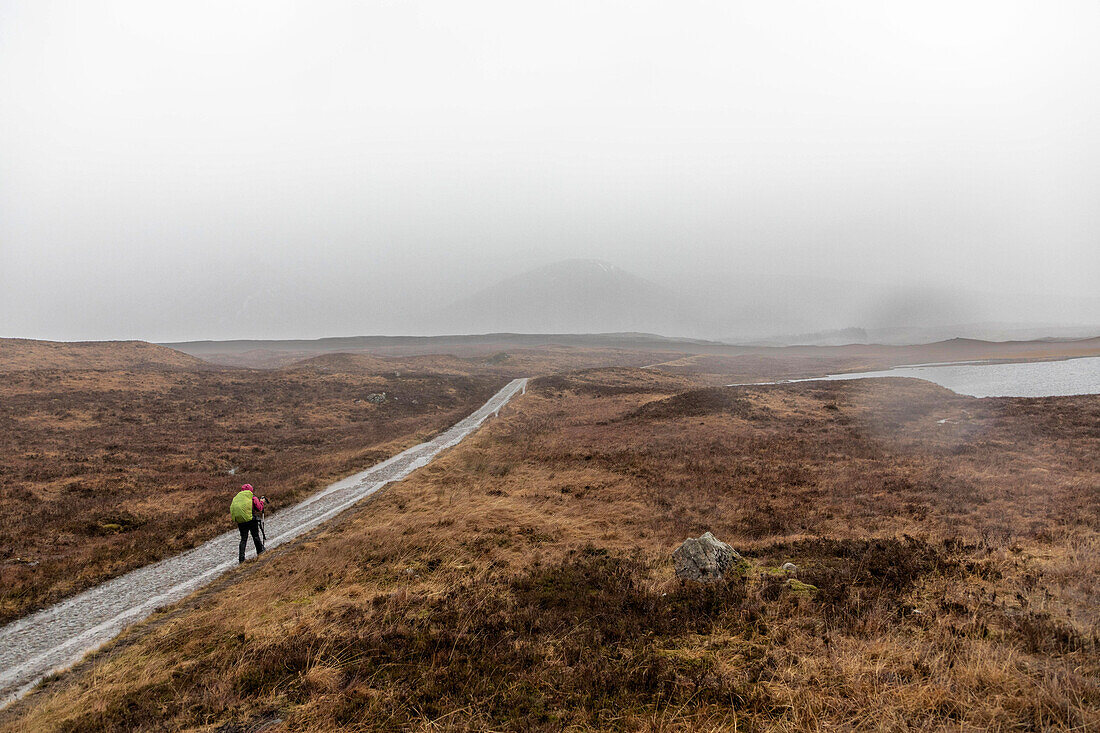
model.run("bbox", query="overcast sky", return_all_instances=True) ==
[1,1,1098,341]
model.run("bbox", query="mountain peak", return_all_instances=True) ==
[536,258,619,272]
[435,260,700,336]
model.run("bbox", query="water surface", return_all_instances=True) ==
[738,356,1100,398]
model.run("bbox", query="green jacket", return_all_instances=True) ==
[230,490,255,524]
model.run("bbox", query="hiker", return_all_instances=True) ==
[230,484,266,563]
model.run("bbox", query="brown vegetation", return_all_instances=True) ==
[3,367,1097,731]
[643,353,889,384]
[0,339,209,372]
[0,360,503,623]
[644,338,1100,385]
[197,343,695,373]
[172,332,1100,379]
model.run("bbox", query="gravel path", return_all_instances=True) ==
[0,378,527,705]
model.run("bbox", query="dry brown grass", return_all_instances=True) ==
[0,339,208,372]
[2,367,1098,731]
[0,362,503,623]
[645,338,1100,385]
[191,342,696,372]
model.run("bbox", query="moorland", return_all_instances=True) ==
[0,340,507,623]
[2,358,1096,731]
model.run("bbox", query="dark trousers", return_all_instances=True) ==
[238,518,264,563]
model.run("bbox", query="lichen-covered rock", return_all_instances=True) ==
[782,562,798,574]
[672,531,743,582]
[365,392,387,404]
[787,578,818,595]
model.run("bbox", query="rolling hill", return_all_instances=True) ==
[0,339,210,371]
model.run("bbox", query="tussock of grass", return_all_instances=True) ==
[626,387,755,420]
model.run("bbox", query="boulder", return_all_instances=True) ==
[781,562,798,574]
[673,531,743,582]
[365,392,387,404]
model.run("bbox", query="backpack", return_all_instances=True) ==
[230,490,254,523]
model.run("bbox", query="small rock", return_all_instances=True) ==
[673,531,743,583]
[366,392,387,404]
[781,562,798,574]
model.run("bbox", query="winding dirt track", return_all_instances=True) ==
[0,378,527,705]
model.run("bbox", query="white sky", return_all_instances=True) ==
[1,1,1098,340]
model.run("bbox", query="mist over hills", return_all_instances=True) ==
[153,257,1100,348]
[10,257,1095,346]
[431,259,704,337]
[418,258,1099,344]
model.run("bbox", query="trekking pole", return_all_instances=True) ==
[259,496,267,543]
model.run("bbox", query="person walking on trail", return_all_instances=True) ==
[231,484,266,563]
